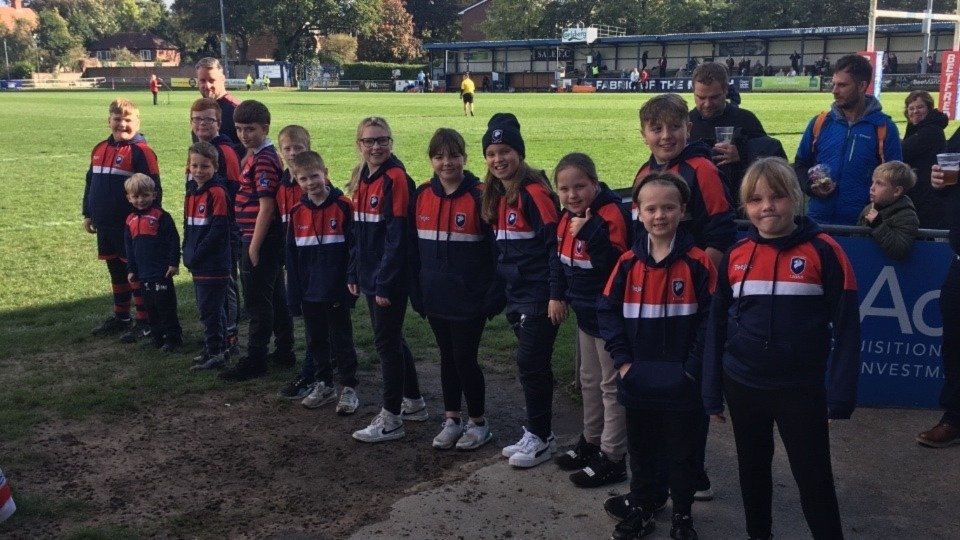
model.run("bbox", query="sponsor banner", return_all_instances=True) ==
[170,77,196,89]
[585,77,752,93]
[561,27,598,44]
[751,76,821,92]
[939,51,960,120]
[837,236,951,409]
[882,74,940,91]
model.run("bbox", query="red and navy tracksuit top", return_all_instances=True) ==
[351,155,416,299]
[703,216,861,419]
[285,187,355,307]
[235,140,283,243]
[632,142,737,255]
[124,204,181,283]
[493,177,561,313]
[412,172,503,321]
[598,228,717,411]
[556,184,632,337]
[84,133,162,229]
[182,175,231,283]
[277,169,336,226]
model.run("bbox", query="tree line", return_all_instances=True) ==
[2,0,954,77]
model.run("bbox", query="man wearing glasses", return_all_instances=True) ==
[195,57,242,147]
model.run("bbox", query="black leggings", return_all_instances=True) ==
[724,373,843,540]
[939,258,960,426]
[428,316,487,418]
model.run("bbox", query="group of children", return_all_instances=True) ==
[82,93,864,540]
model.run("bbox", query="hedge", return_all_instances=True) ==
[341,62,428,80]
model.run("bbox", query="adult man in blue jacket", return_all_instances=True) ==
[795,54,902,225]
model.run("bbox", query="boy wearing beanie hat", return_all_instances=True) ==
[480,113,564,469]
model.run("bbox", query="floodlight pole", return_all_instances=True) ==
[869,0,960,56]
[219,0,229,77]
[3,37,10,79]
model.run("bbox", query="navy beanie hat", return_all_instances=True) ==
[482,112,525,158]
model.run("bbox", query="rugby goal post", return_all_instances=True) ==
[867,0,960,117]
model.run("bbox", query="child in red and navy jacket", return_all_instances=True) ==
[634,92,737,499]
[220,100,294,382]
[83,98,161,340]
[188,97,242,355]
[285,151,361,415]
[183,142,232,370]
[349,116,427,443]
[123,174,181,352]
[552,152,632,487]
[598,172,716,540]
[412,128,502,451]
[703,157,860,540]
[479,113,562,468]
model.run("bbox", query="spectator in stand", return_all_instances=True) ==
[790,50,802,73]
[900,90,949,229]
[642,50,649,71]
[889,52,899,74]
[630,68,640,91]
[659,55,668,78]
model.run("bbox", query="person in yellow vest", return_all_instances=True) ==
[261,73,270,91]
[460,72,475,116]
[246,73,253,91]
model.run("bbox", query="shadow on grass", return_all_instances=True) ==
[0,289,579,442]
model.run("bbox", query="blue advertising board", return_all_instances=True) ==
[835,236,952,409]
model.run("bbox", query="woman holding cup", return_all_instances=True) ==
[902,90,949,228]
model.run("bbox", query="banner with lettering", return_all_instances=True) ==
[835,236,952,409]
[939,51,960,120]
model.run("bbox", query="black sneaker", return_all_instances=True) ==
[218,357,267,381]
[268,350,296,367]
[612,508,655,540]
[569,452,627,488]
[669,513,698,540]
[604,494,668,522]
[694,471,714,501]
[91,316,130,336]
[554,433,600,470]
[277,374,314,399]
[160,336,183,353]
[190,352,227,371]
[119,321,151,343]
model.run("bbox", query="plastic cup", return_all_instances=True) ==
[715,126,734,144]
[937,153,960,186]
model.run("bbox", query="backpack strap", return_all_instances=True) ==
[811,110,887,163]
[810,111,830,157]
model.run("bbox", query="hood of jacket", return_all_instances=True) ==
[744,214,821,249]
[906,108,949,137]
[298,185,345,210]
[828,94,888,126]
[427,170,481,198]
[631,226,697,268]
[644,140,714,171]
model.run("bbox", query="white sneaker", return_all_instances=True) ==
[352,409,404,443]
[456,419,492,451]
[502,427,556,458]
[400,396,428,421]
[301,381,337,409]
[336,386,359,416]
[432,418,464,449]
[507,430,554,468]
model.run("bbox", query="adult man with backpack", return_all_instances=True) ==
[794,54,902,225]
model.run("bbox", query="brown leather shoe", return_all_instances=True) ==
[916,423,960,448]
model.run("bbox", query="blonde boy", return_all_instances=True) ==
[857,160,920,260]
[123,173,181,352]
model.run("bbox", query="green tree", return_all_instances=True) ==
[479,0,550,40]
[404,0,465,43]
[37,9,83,70]
[356,0,422,62]
[321,32,357,65]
